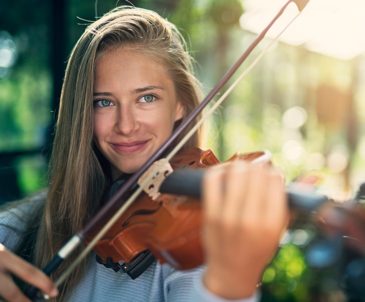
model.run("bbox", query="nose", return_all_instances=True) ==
[114,104,138,135]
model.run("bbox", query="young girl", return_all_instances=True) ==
[0,6,288,302]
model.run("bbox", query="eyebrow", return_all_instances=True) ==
[134,85,164,93]
[93,92,112,96]
[93,86,165,96]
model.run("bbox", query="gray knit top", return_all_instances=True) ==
[0,192,257,302]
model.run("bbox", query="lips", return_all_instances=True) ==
[111,140,150,154]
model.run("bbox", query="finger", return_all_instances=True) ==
[222,161,249,223]
[240,163,269,220]
[0,272,30,302]
[264,169,288,230]
[203,165,225,221]
[203,165,226,252]
[0,245,58,298]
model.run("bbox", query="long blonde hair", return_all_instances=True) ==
[33,6,202,299]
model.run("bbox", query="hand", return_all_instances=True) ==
[0,243,58,302]
[202,161,288,299]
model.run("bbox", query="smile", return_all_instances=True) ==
[111,140,150,154]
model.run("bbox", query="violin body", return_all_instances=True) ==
[91,147,268,269]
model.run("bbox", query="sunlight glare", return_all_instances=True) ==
[240,0,365,60]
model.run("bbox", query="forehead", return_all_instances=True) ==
[97,46,169,73]
[94,46,175,90]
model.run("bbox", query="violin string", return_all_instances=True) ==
[54,0,302,289]
[166,11,301,162]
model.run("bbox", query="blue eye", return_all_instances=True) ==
[140,94,156,103]
[94,99,113,108]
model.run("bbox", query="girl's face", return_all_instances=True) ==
[93,47,184,176]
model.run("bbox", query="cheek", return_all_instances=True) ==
[147,109,177,136]
[93,114,110,143]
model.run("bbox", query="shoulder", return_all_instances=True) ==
[0,191,46,251]
[0,190,46,225]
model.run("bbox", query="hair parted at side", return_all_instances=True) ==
[33,6,202,300]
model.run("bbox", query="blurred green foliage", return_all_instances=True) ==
[262,244,309,301]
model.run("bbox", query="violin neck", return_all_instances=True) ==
[160,168,328,211]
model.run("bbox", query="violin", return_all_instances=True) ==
[93,145,365,262]
[90,145,365,300]
[91,147,271,276]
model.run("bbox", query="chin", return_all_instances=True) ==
[118,163,143,175]
[121,168,138,174]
